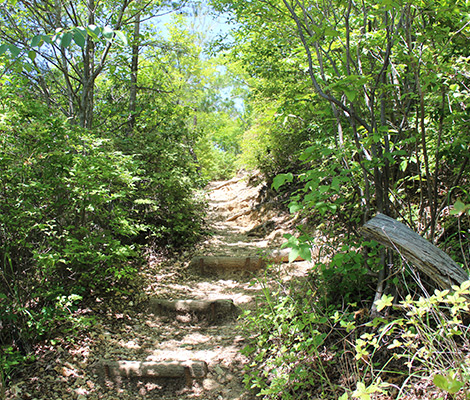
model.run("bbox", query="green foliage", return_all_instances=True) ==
[319,241,381,305]
[355,281,470,398]
[0,97,141,290]
[0,95,142,385]
[241,275,338,399]
[433,371,465,395]
[281,231,312,263]
[237,102,317,181]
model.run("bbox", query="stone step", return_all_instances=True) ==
[190,250,304,276]
[94,359,208,387]
[190,256,266,276]
[148,298,241,323]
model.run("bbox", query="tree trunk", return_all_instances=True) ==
[80,0,96,129]
[127,12,140,136]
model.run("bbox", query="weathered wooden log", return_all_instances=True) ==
[191,256,267,275]
[361,214,469,289]
[148,298,240,320]
[97,360,208,386]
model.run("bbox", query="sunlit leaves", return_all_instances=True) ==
[27,50,36,61]
[433,371,465,395]
[31,35,43,47]
[1,43,21,57]
[272,172,293,191]
[86,24,101,40]
[281,232,312,262]
[374,294,394,312]
[114,30,128,46]
[451,198,470,216]
[102,26,114,40]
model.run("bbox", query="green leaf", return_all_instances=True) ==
[375,294,394,312]
[450,198,469,216]
[289,202,302,213]
[344,88,357,102]
[28,50,36,61]
[42,35,52,44]
[31,34,43,47]
[73,28,86,48]
[60,32,73,47]
[331,177,340,192]
[324,27,340,37]
[8,44,21,57]
[433,373,464,394]
[0,44,8,55]
[87,24,101,39]
[298,245,312,261]
[288,247,300,263]
[272,173,293,191]
[102,26,114,40]
[114,30,128,46]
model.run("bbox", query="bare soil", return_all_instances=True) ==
[7,172,312,400]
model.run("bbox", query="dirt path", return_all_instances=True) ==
[9,172,308,400]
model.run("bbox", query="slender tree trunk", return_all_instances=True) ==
[127,12,141,136]
[80,0,95,129]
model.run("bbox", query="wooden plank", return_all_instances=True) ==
[361,213,469,289]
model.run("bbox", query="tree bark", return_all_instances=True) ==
[361,214,469,289]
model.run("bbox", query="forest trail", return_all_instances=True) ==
[11,172,311,400]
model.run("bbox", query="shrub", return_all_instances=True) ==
[0,97,143,384]
[241,271,343,399]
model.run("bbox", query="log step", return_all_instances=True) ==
[96,360,208,386]
[148,298,241,322]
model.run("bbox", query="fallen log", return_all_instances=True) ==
[148,298,240,321]
[361,214,469,289]
[96,360,208,386]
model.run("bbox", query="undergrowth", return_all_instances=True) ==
[241,258,470,399]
